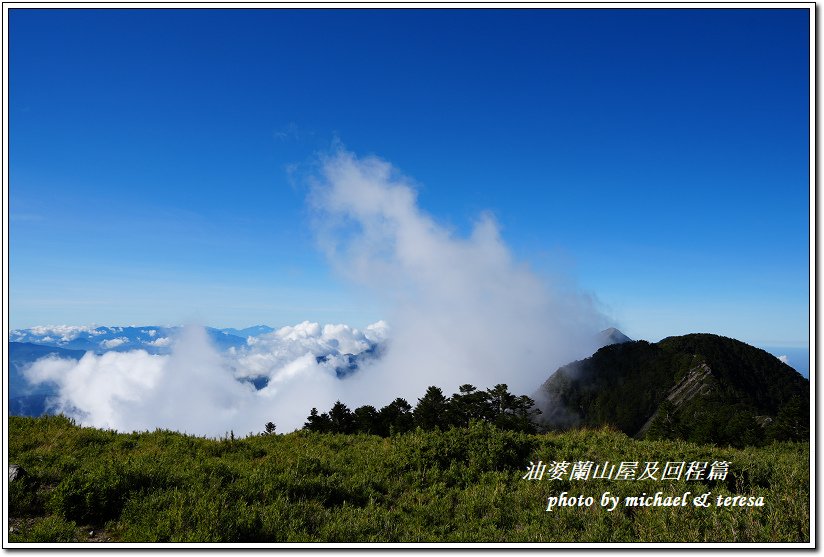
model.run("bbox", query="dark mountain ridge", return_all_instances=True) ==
[536,333,809,447]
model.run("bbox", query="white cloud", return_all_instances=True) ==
[24,326,339,436]
[24,325,103,342]
[100,337,129,349]
[146,337,171,347]
[235,320,385,380]
[778,354,789,364]
[24,351,165,429]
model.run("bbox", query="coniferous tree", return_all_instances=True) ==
[486,384,515,423]
[328,401,356,434]
[304,407,332,433]
[511,395,542,433]
[414,386,449,430]
[448,384,492,426]
[353,405,380,435]
[378,398,414,435]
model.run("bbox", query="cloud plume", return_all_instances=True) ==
[309,150,606,397]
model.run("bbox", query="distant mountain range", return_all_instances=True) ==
[535,333,809,447]
[8,325,281,355]
[219,325,275,338]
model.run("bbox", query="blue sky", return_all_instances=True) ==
[9,8,810,348]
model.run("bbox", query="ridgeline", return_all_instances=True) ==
[536,333,809,447]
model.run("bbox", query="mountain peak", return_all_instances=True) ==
[598,327,632,346]
[536,332,809,447]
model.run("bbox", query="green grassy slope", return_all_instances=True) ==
[8,415,809,543]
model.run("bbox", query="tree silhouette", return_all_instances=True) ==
[378,398,414,436]
[353,405,380,435]
[448,384,492,426]
[414,386,449,430]
[304,408,332,433]
[329,401,356,434]
[303,383,543,436]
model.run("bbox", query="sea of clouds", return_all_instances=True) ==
[22,150,608,436]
